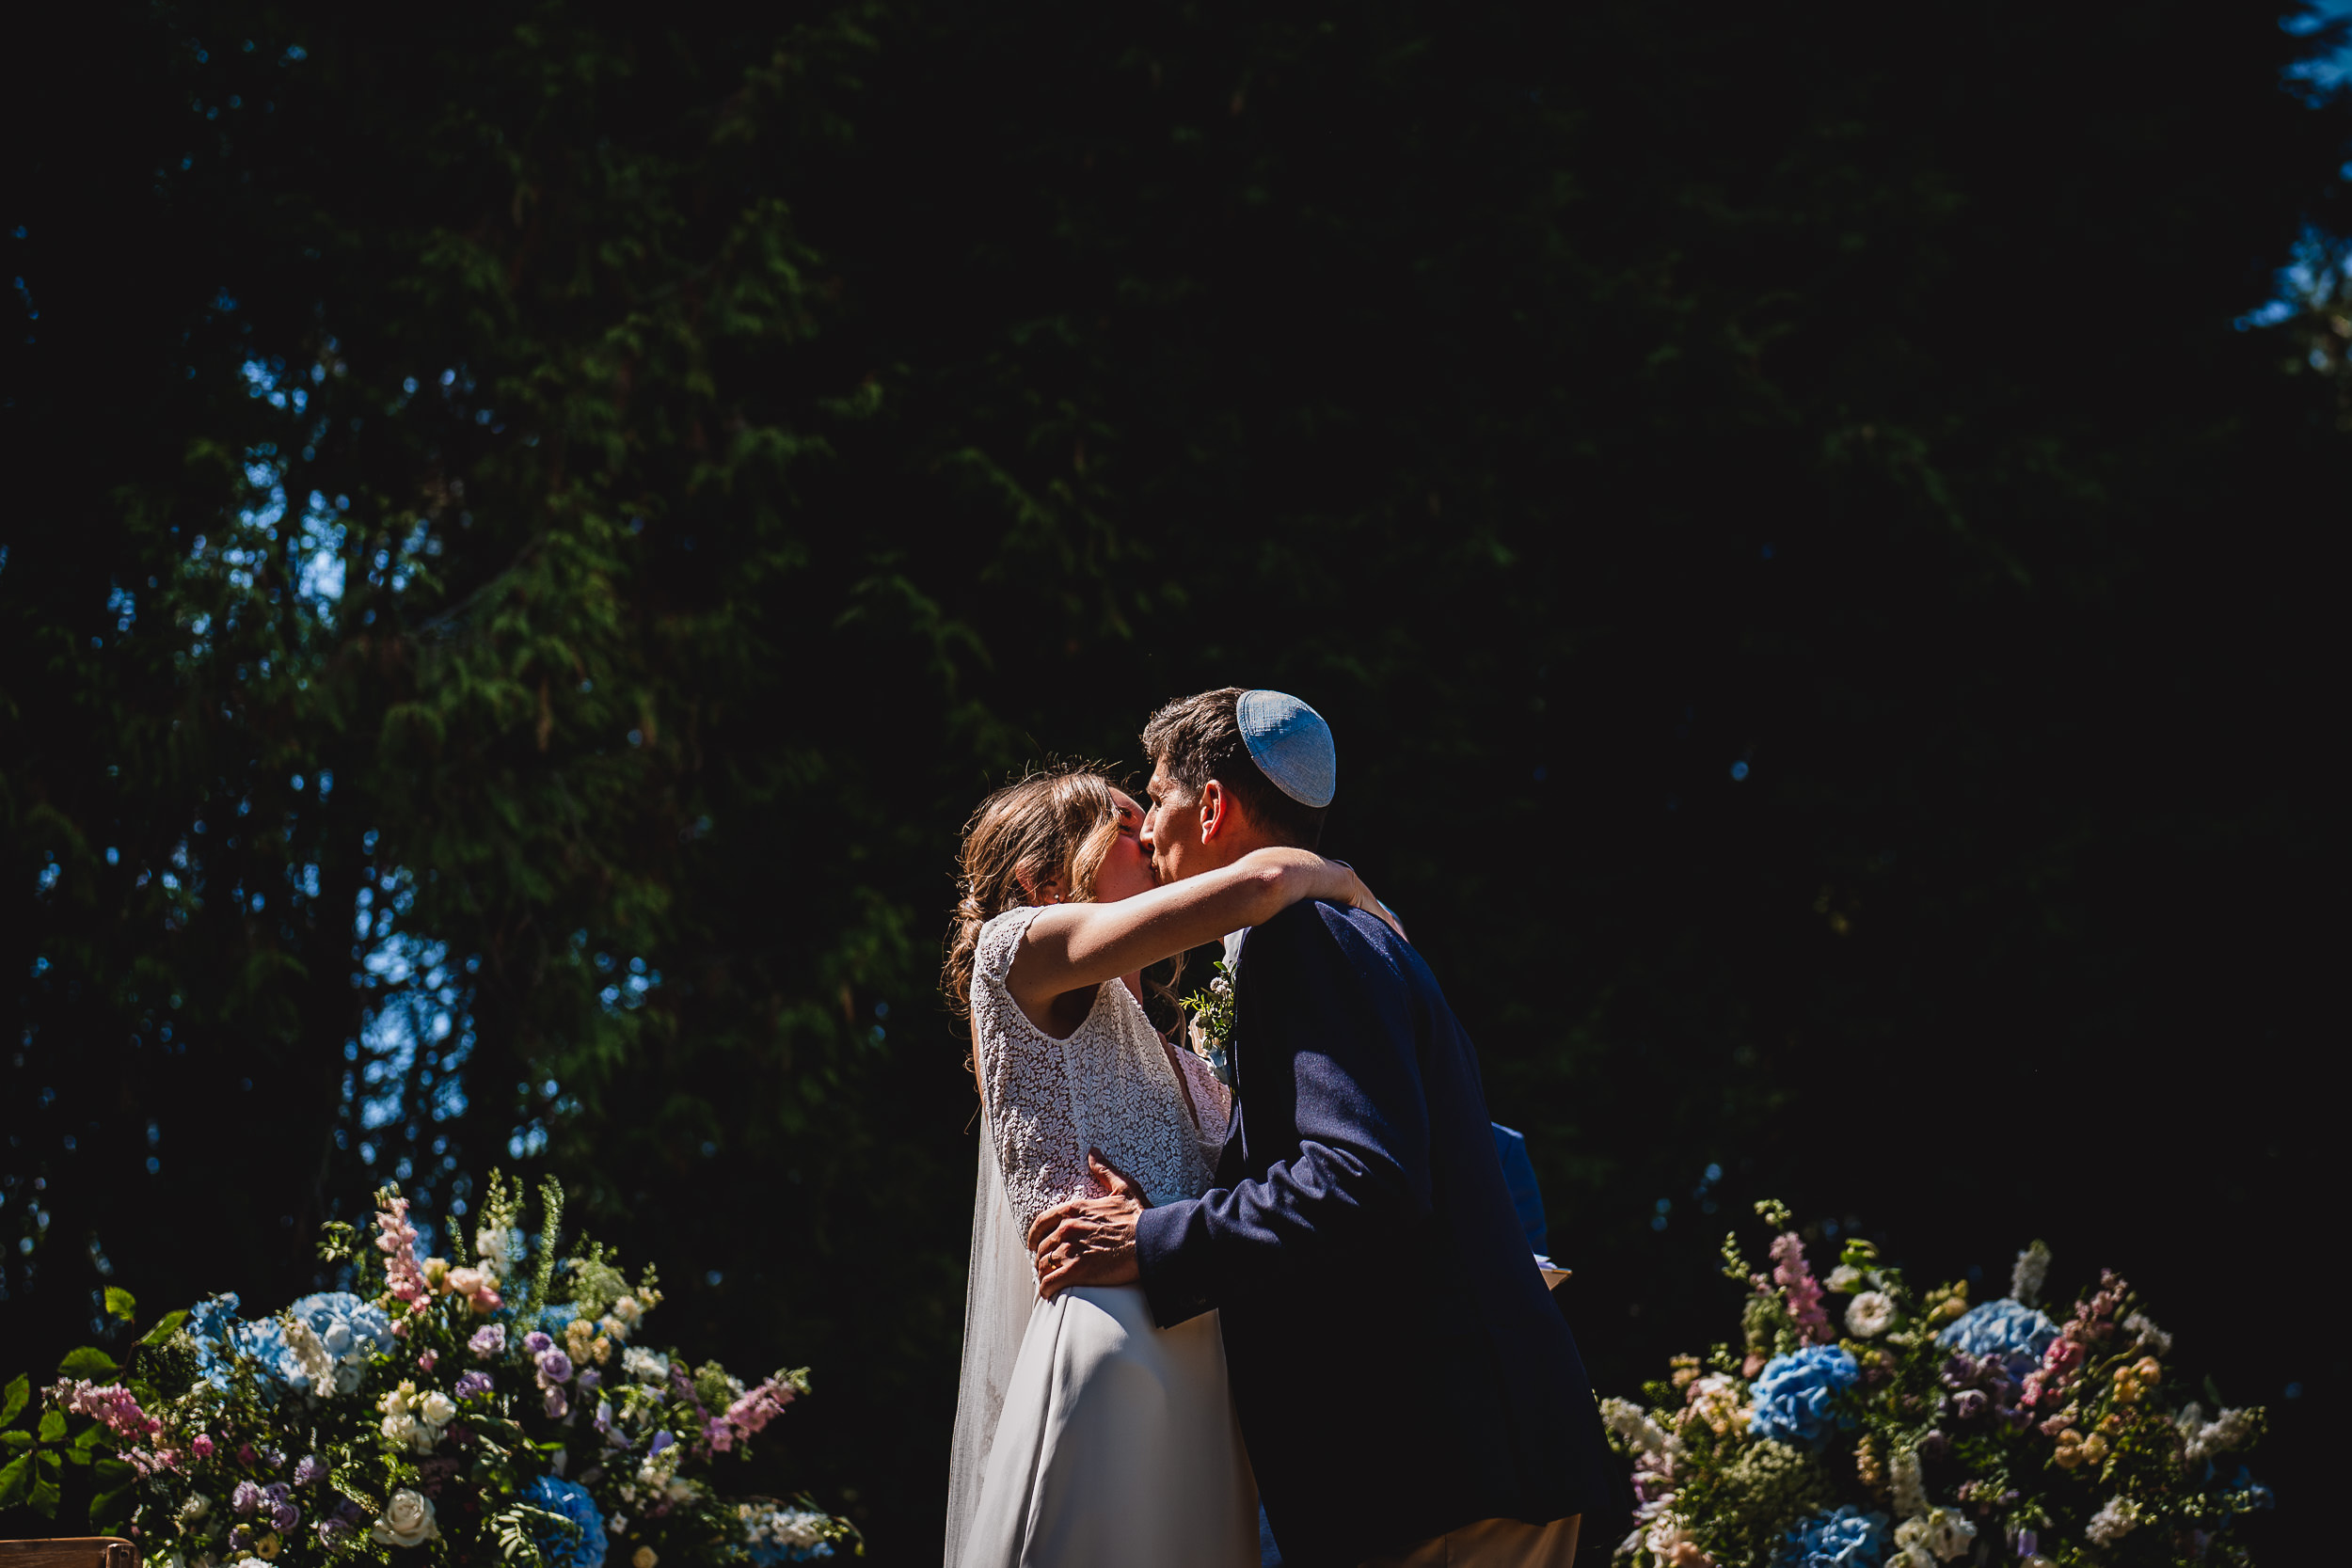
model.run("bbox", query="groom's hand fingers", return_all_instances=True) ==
[1027,1199,1084,1252]
[1088,1148,1151,1207]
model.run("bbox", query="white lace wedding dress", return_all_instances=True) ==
[946,905,1257,1568]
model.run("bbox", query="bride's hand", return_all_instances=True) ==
[1333,863,1407,942]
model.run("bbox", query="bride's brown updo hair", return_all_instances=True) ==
[941,761,1125,1029]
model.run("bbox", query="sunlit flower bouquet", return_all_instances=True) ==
[0,1174,859,1568]
[1602,1201,2271,1568]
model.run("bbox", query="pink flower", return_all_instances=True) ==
[191,1433,215,1460]
[447,1268,502,1315]
[418,1350,438,1372]
[374,1194,428,1306]
[706,1418,734,1453]
[723,1378,799,1441]
[1770,1233,1835,1345]
[56,1381,163,1441]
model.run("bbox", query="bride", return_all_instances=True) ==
[941,762,1397,1568]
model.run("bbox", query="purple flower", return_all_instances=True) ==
[272,1500,301,1533]
[470,1324,507,1356]
[231,1481,263,1516]
[536,1349,575,1387]
[544,1386,569,1420]
[229,1528,252,1553]
[294,1455,326,1486]
[594,1402,614,1436]
[523,1331,554,1355]
[454,1370,495,1400]
[263,1482,292,1506]
[2014,1529,2040,1557]
[1916,1428,1950,1459]
[1954,1389,1988,1420]
[316,1519,354,1549]
[574,1369,600,1395]
[648,1430,675,1455]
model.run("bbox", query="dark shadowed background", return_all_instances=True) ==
[5,0,2344,1559]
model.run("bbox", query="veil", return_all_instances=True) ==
[943,1109,1040,1568]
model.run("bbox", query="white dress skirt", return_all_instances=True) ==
[958,1285,1257,1568]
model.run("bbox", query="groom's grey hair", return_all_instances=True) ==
[1142,688,1327,848]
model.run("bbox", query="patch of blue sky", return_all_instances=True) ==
[2288,0,2352,92]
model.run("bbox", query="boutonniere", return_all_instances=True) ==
[1178,958,1237,1091]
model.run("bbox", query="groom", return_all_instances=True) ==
[1027,689,1616,1568]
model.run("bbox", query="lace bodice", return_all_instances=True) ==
[971,906,1232,1236]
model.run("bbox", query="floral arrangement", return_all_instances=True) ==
[1603,1201,2271,1567]
[0,1174,859,1568]
[1177,958,1236,1089]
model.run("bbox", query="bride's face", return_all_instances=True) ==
[1091,790,1155,904]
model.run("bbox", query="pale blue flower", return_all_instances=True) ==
[1749,1345,1860,1446]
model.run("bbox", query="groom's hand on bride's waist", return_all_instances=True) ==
[1028,1149,1149,1299]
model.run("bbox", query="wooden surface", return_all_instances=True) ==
[0,1539,137,1568]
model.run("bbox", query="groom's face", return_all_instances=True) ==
[1143,761,1204,888]
[1141,756,1230,884]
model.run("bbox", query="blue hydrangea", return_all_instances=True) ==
[1778,1506,1890,1568]
[186,1293,307,1393]
[523,1477,608,1568]
[1939,1299,2058,1382]
[276,1292,397,1395]
[1749,1344,1861,1446]
[187,1293,248,1387]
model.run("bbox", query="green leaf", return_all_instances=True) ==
[57,1346,119,1380]
[90,1486,134,1527]
[0,1373,26,1427]
[74,1419,107,1449]
[65,1442,92,1466]
[0,1453,28,1507]
[0,1430,31,1449]
[91,1480,135,1528]
[103,1287,138,1323]
[29,1459,60,1517]
[38,1409,67,1442]
[94,1457,135,1482]
[137,1309,189,1349]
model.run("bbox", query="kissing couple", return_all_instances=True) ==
[942,689,1615,1568]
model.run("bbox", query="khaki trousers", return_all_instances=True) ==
[1360,1513,1582,1568]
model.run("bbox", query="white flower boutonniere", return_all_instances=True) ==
[1178,959,1237,1091]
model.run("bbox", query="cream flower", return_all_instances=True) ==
[2085,1497,2140,1546]
[1825,1263,1866,1293]
[631,1550,658,1568]
[419,1390,457,1426]
[1845,1291,1897,1338]
[371,1491,438,1548]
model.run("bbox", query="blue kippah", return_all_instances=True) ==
[1236,689,1336,809]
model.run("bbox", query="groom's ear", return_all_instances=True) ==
[1196,779,1233,844]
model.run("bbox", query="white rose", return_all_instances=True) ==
[372,1490,439,1548]
[381,1412,418,1446]
[612,1295,643,1326]
[179,1494,212,1525]
[1845,1291,1897,1338]
[1825,1264,1865,1293]
[1923,1508,1977,1560]
[420,1391,457,1426]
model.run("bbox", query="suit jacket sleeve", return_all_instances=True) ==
[1135,901,1432,1326]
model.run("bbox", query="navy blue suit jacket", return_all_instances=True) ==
[1135,900,1615,1567]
